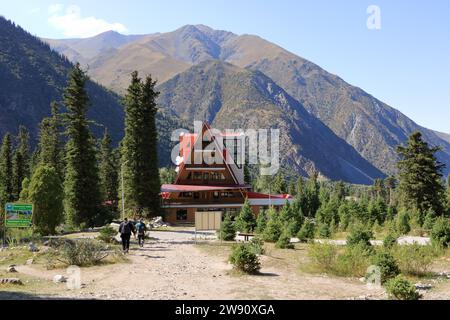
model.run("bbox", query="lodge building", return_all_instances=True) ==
[160,122,293,224]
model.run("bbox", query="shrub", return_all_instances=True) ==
[334,243,372,277]
[372,251,400,284]
[234,199,256,233]
[308,243,338,272]
[347,225,373,248]
[248,237,265,255]
[255,210,268,235]
[51,239,110,267]
[317,223,331,238]
[422,210,436,231]
[392,244,438,276]
[386,275,421,300]
[383,233,398,249]
[431,217,450,248]
[276,230,294,249]
[297,219,315,242]
[219,214,236,241]
[396,211,411,235]
[97,225,117,243]
[229,244,261,274]
[263,210,283,243]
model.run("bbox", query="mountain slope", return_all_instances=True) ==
[45,25,450,177]
[158,60,385,184]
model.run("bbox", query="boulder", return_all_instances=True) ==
[7,265,17,273]
[26,258,34,265]
[53,275,68,283]
[29,243,39,252]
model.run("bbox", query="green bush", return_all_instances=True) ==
[347,225,373,248]
[219,214,236,241]
[97,225,117,243]
[334,243,372,277]
[276,230,294,249]
[234,199,256,232]
[248,237,265,255]
[396,211,411,235]
[317,223,331,238]
[51,239,110,267]
[431,217,450,248]
[308,243,338,272]
[255,210,268,234]
[386,275,421,300]
[263,211,283,243]
[297,219,315,242]
[392,244,438,276]
[229,244,261,274]
[383,233,398,249]
[372,251,400,284]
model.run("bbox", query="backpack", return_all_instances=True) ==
[122,222,132,234]
[137,222,146,234]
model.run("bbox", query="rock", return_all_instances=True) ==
[53,275,68,283]
[7,265,17,273]
[26,259,34,265]
[0,278,22,285]
[415,283,433,290]
[28,243,39,252]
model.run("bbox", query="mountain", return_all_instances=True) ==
[0,17,179,166]
[158,60,385,184]
[45,25,450,177]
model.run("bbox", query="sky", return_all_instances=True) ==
[1,0,449,133]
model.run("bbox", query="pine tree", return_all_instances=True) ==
[304,171,320,217]
[255,209,268,234]
[99,129,119,211]
[121,71,161,217]
[397,131,446,216]
[263,207,283,242]
[28,165,64,235]
[0,133,14,206]
[234,198,256,232]
[38,102,63,178]
[63,64,102,228]
[272,172,287,194]
[219,213,236,241]
[12,126,30,200]
[296,176,304,196]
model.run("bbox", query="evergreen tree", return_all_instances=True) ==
[19,177,30,201]
[121,71,161,217]
[255,209,268,234]
[296,176,304,196]
[385,176,397,206]
[28,165,64,235]
[272,172,287,194]
[304,171,320,217]
[63,64,102,228]
[99,129,119,211]
[38,102,64,178]
[234,199,256,232]
[333,180,346,201]
[263,207,283,242]
[12,126,30,200]
[397,131,446,216]
[0,133,14,206]
[396,210,411,235]
[159,167,177,184]
[446,174,450,212]
[219,214,236,241]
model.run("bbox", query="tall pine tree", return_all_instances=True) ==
[99,129,119,211]
[397,131,446,216]
[12,126,30,200]
[121,71,161,217]
[63,64,102,228]
[0,134,14,206]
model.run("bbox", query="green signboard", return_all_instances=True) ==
[5,203,33,228]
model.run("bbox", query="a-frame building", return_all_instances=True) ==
[160,122,292,224]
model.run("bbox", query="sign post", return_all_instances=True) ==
[3,203,33,247]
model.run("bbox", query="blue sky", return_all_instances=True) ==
[2,0,449,133]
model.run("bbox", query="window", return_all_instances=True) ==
[194,192,200,199]
[176,210,188,221]
[193,172,203,180]
[221,192,234,198]
[180,192,193,198]
[213,191,220,199]
[203,172,210,180]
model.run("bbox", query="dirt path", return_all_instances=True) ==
[14,230,385,300]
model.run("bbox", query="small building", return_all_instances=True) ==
[161,122,293,224]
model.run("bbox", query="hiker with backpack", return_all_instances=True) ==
[119,218,136,254]
[135,219,147,247]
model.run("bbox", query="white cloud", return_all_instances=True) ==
[47,4,127,38]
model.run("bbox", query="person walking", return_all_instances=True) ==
[119,218,136,254]
[135,219,147,247]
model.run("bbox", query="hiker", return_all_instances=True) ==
[119,218,136,253]
[135,219,147,247]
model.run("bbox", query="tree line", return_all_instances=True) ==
[0,64,160,235]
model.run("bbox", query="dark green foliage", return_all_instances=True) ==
[383,233,398,249]
[263,207,283,242]
[423,209,436,231]
[272,172,287,194]
[431,217,450,248]
[347,225,373,248]
[303,171,320,217]
[12,126,30,200]
[255,209,268,234]
[276,229,294,249]
[317,223,331,238]
[397,131,446,215]
[121,71,161,217]
[28,165,64,235]
[97,226,118,243]
[63,64,102,228]
[99,129,119,212]
[229,244,261,274]
[372,251,400,284]
[219,214,236,241]
[159,167,177,184]
[0,134,14,215]
[386,275,421,300]
[396,210,411,235]
[297,219,315,242]
[50,239,110,267]
[234,199,256,232]
[248,237,265,255]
